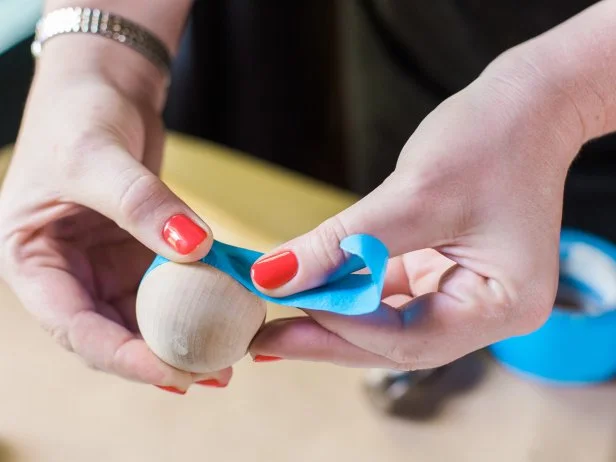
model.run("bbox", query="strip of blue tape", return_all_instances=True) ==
[489,229,616,385]
[143,229,616,384]
[143,233,389,316]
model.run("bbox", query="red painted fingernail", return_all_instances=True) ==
[155,385,186,395]
[162,214,207,255]
[196,379,227,388]
[251,251,298,289]
[253,355,283,363]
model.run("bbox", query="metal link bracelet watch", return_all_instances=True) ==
[31,7,172,78]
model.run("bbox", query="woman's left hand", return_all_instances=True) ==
[248,48,588,370]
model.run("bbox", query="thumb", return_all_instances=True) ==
[250,173,448,297]
[67,144,212,262]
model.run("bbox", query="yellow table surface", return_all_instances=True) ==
[0,133,616,462]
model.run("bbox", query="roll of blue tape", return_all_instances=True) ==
[489,228,616,385]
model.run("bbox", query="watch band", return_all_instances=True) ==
[31,7,172,76]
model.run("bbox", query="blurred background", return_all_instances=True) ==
[2,1,616,461]
[6,1,616,238]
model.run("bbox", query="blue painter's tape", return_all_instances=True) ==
[143,228,616,384]
[489,229,616,385]
[143,234,389,316]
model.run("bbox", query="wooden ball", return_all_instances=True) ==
[136,261,267,373]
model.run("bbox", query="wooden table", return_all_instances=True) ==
[0,134,615,462]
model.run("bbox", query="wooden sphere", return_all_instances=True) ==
[136,261,267,373]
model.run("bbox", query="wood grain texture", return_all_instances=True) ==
[137,262,266,373]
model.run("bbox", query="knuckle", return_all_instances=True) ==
[85,361,102,372]
[502,279,555,336]
[321,329,340,351]
[478,299,509,328]
[475,278,514,326]
[78,354,102,373]
[41,322,73,353]
[117,172,166,226]
[511,296,553,336]
[392,362,417,372]
[383,341,421,369]
[308,217,349,274]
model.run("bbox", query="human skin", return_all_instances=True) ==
[2,0,616,391]
[249,1,616,370]
[0,0,231,394]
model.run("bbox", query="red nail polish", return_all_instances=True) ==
[196,379,227,388]
[162,214,207,255]
[155,385,186,395]
[253,355,283,363]
[251,251,298,289]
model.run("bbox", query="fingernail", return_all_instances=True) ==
[196,379,227,388]
[253,355,283,363]
[251,251,298,290]
[162,214,207,255]
[155,385,186,395]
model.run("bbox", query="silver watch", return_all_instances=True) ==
[31,7,172,76]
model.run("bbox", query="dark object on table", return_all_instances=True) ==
[363,353,485,420]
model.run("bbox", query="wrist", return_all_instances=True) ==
[478,47,587,168]
[485,1,616,148]
[36,0,193,111]
[34,34,168,112]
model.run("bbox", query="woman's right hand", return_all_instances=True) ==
[0,37,231,393]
